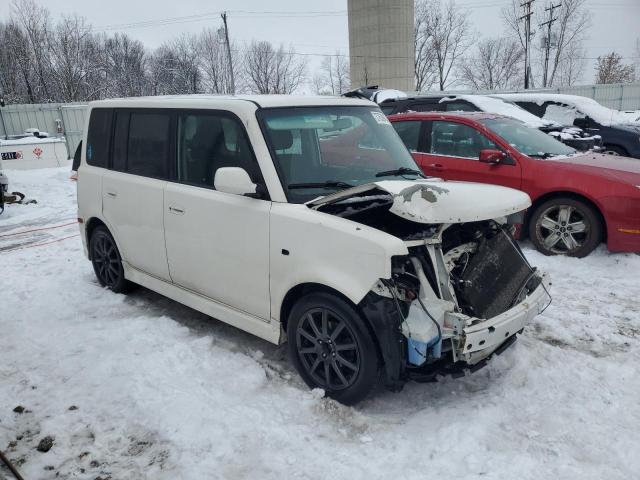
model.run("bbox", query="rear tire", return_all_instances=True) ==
[528,197,602,257]
[287,292,380,405]
[89,226,132,293]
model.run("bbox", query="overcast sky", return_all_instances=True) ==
[1,0,638,89]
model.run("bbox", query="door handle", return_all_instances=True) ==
[106,191,118,198]
[168,205,185,215]
[428,163,445,171]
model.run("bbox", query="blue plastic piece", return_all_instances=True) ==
[407,335,442,366]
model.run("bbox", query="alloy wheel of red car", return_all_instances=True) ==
[530,198,602,257]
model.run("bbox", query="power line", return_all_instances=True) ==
[92,10,347,32]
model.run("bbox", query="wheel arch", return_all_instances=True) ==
[525,190,608,241]
[602,143,628,156]
[279,282,385,361]
[85,217,108,259]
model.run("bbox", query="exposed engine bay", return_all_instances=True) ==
[312,182,550,381]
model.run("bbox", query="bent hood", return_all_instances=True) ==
[307,179,532,224]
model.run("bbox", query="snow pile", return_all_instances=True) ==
[494,93,640,127]
[0,137,65,146]
[2,167,640,479]
[440,95,559,128]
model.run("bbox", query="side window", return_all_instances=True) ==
[430,121,496,159]
[409,102,440,112]
[177,112,261,188]
[444,101,478,112]
[127,112,170,179]
[392,120,422,151]
[86,108,113,168]
[112,110,129,172]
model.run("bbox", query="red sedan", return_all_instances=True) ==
[389,111,640,257]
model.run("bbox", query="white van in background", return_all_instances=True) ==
[77,95,548,404]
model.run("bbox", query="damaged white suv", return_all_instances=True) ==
[78,95,550,404]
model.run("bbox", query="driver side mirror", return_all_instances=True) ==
[214,167,258,196]
[479,149,506,165]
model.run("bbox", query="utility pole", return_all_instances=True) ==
[540,2,561,88]
[220,12,236,94]
[519,0,535,89]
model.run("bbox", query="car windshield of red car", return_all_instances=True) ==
[480,117,577,158]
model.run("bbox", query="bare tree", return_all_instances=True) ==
[198,27,238,94]
[546,0,591,86]
[11,0,53,101]
[0,20,35,103]
[502,0,591,87]
[312,53,350,95]
[102,33,148,98]
[48,15,102,102]
[244,41,306,94]
[595,52,635,84]
[460,37,523,90]
[149,35,201,95]
[634,38,640,76]
[414,0,437,91]
[418,0,473,91]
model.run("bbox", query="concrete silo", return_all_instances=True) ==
[348,0,415,91]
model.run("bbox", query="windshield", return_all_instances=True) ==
[260,106,422,203]
[480,117,576,158]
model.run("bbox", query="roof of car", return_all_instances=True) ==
[88,94,376,109]
[388,111,504,121]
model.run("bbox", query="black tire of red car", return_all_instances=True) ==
[287,292,380,405]
[528,197,603,258]
[603,145,627,156]
[89,226,132,293]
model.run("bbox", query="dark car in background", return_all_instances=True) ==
[373,91,601,152]
[389,111,640,257]
[493,93,640,159]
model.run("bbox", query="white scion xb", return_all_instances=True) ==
[77,95,550,404]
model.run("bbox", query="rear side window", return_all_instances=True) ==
[86,109,113,167]
[127,112,170,178]
[392,120,422,151]
[176,112,261,188]
[444,101,478,112]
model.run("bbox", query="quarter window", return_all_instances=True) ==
[177,112,260,188]
[86,108,113,168]
[430,121,497,159]
[127,112,170,178]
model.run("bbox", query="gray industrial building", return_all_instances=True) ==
[347,0,415,91]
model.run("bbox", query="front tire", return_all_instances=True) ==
[287,292,380,405]
[528,197,602,257]
[89,226,131,293]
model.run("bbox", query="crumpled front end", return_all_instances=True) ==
[313,179,550,388]
[367,219,550,386]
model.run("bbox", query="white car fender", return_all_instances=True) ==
[269,202,408,324]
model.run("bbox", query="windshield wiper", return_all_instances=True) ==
[375,167,427,178]
[287,181,355,190]
[529,152,558,159]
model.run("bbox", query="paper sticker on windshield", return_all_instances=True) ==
[371,111,391,125]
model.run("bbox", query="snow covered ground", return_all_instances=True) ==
[1,167,639,480]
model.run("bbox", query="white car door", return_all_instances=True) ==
[163,111,271,320]
[101,110,171,281]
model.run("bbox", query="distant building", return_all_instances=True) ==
[348,0,415,91]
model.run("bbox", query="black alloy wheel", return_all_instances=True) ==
[296,307,361,391]
[287,292,380,405]
[90,226,130,293]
